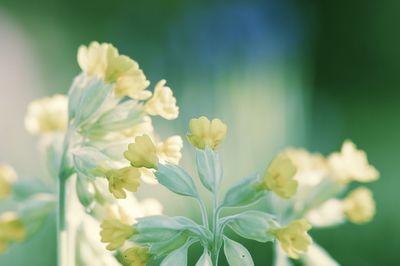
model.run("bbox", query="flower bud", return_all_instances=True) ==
[186,116,227,150]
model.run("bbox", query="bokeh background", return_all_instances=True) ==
[0,0,398,265]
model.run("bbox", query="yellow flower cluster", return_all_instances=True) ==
[187,116,227,150]
[24,94,68,134]
[123,246,151,266]
[271,219,312,259]
[0,164,17,199]
[0,212,27,253]
[343,187,375,224]
[260,153,298,199]
[100,219,137,251]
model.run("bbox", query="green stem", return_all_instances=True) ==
[212,189,221,266]
[197,197,209,229]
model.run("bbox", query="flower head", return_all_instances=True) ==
[123,246,151,266]
[124,135,158,169]
[105,167,141,199]
[157,136,183,164]
[0,164,17,199]
[0,212,27,253]
[271,219,312,259]
[115,70,151,100]
[100,219,137,251]
[328,140,379,184]
[343,187,375,224]
[144,80,179,120]
[25,94,68,134]
[186,116,227,150]
[261,153,298,199]
[77,41,108,78]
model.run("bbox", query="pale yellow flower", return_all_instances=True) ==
[100,219,137,251]
[186,116,227,150]
[104,46,136,84]
[157,136,183,164]
[114,70,151,100]
[343,187,375,224]
[25,94,68,134]
[77,41,109,78]
[328,140,379,184]
[271,219,312,259]
[144,80,179,120]
[0,164,17,199]
[105,167,141,199]
[0,212,27,253]
[261,153,298,199]
[123,246,151,266]
[124,135,158,169]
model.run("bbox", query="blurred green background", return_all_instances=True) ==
[0,0,398,265]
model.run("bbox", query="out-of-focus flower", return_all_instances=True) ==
[0,164,17,199]
[124,135,158,169]
[157,136,183,164]
[0,212,27,253]
[100,219,137,251]
[271,219,312,259]
[123,246,151,266]
[25,94,68,134]
[343,187,375,224]
[261,153,298,199]
[115,71,151,100]
[77,41,108,78]
[328,141,379,184]
[105,167,141,199]
[186,116,227,150]
[144,80,179,120]
[121,116,154,138]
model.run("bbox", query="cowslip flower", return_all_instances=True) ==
[77,41,109,78]
[260,153,298,199]
[123,246,151,266]
[100,219,137,251]
[0,164,17,199]
[25,94,68,134]
[157,136,183,164]
[328,141,379,184]
[186,116,227,150]
[114,70,151,100]
[343,187,375,224]
[144,80,179,120]
[124,135,158,169]
[105,167,141,199]
[271,219,312,259]
[0,212,27,253]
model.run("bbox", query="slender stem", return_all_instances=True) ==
[212,188,221,266]
[197,197,209,229]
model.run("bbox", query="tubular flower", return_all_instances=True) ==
[0,164,17,199]
[105,167,141,199]
[186,116,227,150]
[144,80,179,120]
[328,140,379,184]
[343,187,375,224]
[100,219,137,251]
[157,136,183,164]
[261,153,298,199]
[123,246,151,266]
[271,219,312,259]
[25,94,68,134]
[0,212,27,253]
[78,41,151,99]
[124,135,158,169]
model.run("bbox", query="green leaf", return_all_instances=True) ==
[226,211,276,242]
[155,163,198,197]
[223,237,254,266]
[149,232,189,258]
[195,250,213,266]
[222,175,264,207]
[195,147,223,191]
[160,240,190,266]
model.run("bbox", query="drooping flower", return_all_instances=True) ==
[25,94,68,134]
[105,167,141,199]
[0,164,17,199]
[328,140,379,184]
[157,136,183,164]
[114,70,151,100]
[271,219,312,259]
[124,135,158,169]
[186,116,227,150]
[100,219,137,251]
[77,41,109,78]
[123,246,151,266]
[144,80,179,120]
[260,153,298,199]
[0,212,27,253]
[343,187,375,224]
